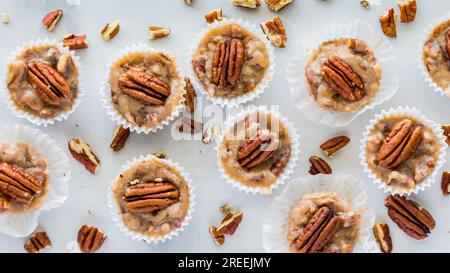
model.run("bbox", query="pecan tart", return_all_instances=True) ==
[191,23,270,100]
[287,192,361,253]
[111,157,191,238]
[305,38,381,112]
[422,19,450,92]
[365,116,441,191]
[218,111,292,192]
[109,50,184,130]
[6,43,79,120]
[0,142,48,213]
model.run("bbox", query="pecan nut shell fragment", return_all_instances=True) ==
[124,181,180,213]
[309,156,332,175]
[118,71,171,106]
[237,130,279,169]
[0,162,42,204]
[77,225,107,253]
[320,135,350,157]
[212,38,245,88]
[24,231,52,253]
[322,56,364,102]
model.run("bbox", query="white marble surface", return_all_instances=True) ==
[0,0,449,253]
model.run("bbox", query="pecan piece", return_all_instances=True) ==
[68,137,101,174]
[118,71,171,106]
[309,156,332,175]
[237,130,279,169]
[62,34,88,50]
[0,163,42,205]
[374,119,423,169]
[42,9,63,31]
[110,125,130,152]
[217,210,243,236]
[0,198,11,212]
[398,0,417,23]
[153,151,166,159]
[373,223,392,253]
[183,77,197,113]
[124,181,180,213]
[211,38,246,88]
[265,0,293,12]
[26,61,70,106]
[322,56,365,102]
[385,195,435,240]
[379,8,397,38]
[184,0,193,5]
[442,171,450,196]
[2,13,9,24]
[232,0,261,8]
[148,26,171,40]
[24,231,52,253]
[77,225,107,253]
[205,9,223,24]
[260,16,287,48]
[442,124,450,146]
[320,135,350,157]
[101,21,120,41]
[177,116,203,134]
[209,226,225,246]
[269,143,290,175]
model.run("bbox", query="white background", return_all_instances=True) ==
[0,0,449,253]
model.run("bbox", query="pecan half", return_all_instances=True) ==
[385,195,435,240]
[62,34,88,50]
[211,38,246,88]
[260,16,287,48]
[184,77,197,113]
[379,8,397,38]
[68,137,101,174]
[309,156,332,175]
[320,135,350,157]
[101,21,120,41]
[24,231,52,253]
[295,206,341,253]
[0,163,42,205]
[42,9,63,31]
[237,130,279,169]
[77,225,107,253]
[442,124,450,146]
[205,9,223,24]
[442,171,450,196]
[232,0,261,8]
[124,181,180,214]
[269,144,290,175]
[26,61,70,106]
[118,71,170,106]
[265,0,293,12]
[322,56,364,102]
[148,26,171,40]
[373,223,392,253]
[398,0,417,23]
[110,125,130,152]
[374,119,423,169]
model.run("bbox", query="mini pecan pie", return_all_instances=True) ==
[109,51,184,130]
[112,157,191,238]
[365,116,441,190]
[192,23,270,100]
[0,142,48,213]
[422,19,450,92]
[305,38,381,113]
[6,44,79,119]
[287,192,361,253]
[218,112,291,191]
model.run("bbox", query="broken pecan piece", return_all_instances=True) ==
[42,9,63,31]
[260,16,287,48]
[205,9,224,24]
[110,125,130,152]
[237,130,279,169]
[209,225,225,246]
[379,8,397,38]
[0,163,42,205]
[309,156,332,175]
[148,26,171,40]
[118,71,170,106]
[183,77,197,113]
[217,210,243,236]
[442,171,450,196]
[442,124,450,146]
[265,0,293,12]
[101,21,120,41]
[0,198,11,212]
[373,222,392,253]
[62,34,88,50]
[68,137,101,174]
[124,181,180,213]
[77,225,107,253]
[232,0,261,8]
[24,231,52,253]
[322,56,365,102]
[178,116,203,134]
[320,135,350,157]
[27,61,70,106]
[269,144,290,175]
[212,38,246,88]
[374,119,423,169]
[398,0,417,23]
[385,195,435,240]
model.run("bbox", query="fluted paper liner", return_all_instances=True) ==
[101,44,186,134]
[187,17,275,108]
[287,20,398,127]
[0,38,85,127]
[262,174,377,253]
[360,106,447,196]
[107,154,195,244]
[216,106,300,195]
[0,125,70,237]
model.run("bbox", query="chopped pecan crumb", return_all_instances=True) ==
[42,9,63,31]
[24,231,52,253]
[148,26,171,40]
[62,34,88,50]
[2,13,9,24]
[220,203,232,214]
[184,0,193,5]
[442,171,450,196]
[265,0,293,12]
[153,151,167,159]
[373,223,392,253]
[101,21,120,41]
[260,16,287,48]
[110,125,130,152]
[398,0,417,23]
[442,124,450,146]
[205,9,224,24]
[232,0,261,8]
[379,8,397,38]
[68,137,101,174]
[77,225,107,253]
[360,0,370,9]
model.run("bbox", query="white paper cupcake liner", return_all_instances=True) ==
[101,44,186,134]
[215,105,300,195]
[418,12,450,97]
[262,174,377,253]
[360,106,447,196]
[187,17,276,108]
[0,125,70,237]
[0,38,85,127]
[287,20,398,127]
[106,154,195,244]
